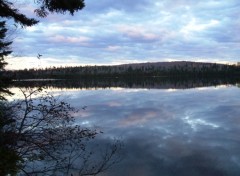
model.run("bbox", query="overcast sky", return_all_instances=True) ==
[6,0,240,69]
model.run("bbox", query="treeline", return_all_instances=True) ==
[4,61,240,79]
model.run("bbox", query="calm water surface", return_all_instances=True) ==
[11,83,240,175]
[37,84,240,176]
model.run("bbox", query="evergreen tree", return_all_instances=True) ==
[34,0,85,17]
[0,0,38,27]
[0,21,13,100]
[0,0,85,27]
[0,21,11,70]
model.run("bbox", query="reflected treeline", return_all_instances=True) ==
[11,77,240,89]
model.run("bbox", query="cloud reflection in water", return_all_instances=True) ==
[52,86,240,175]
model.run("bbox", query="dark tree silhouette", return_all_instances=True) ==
[0,21,11,69]
[34,0,85,17]
[0,101,22,176]
[0,20,13,100]
[0,0,85,26]
[0,0,38,27]
[1,88,122,175]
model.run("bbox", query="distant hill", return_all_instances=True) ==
[117,61,227,69]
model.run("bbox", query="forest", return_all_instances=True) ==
[4,61,240,79]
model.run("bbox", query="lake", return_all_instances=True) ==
[10,79,240,176]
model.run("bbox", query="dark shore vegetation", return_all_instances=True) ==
[5,61,240,80]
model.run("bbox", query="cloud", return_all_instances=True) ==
[105,45,122,51]
[49,35,91,45]
[7,0,240,69]
[117,25,161,42]
[6,56,87,70]
[83,0,153,13]
[119,109,158,127]
[180,18,220,39]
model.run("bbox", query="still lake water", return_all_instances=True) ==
[11,80,240,175]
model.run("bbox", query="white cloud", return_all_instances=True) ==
[49,35,91,44]
[105,45,121,51]
[180,18,220,36]
[8,0,240,69]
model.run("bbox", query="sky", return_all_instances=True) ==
[6,0,240,69]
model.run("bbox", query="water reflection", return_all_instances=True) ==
[11,77,240,90]
[56,85,240,176]
[7,80,240,175]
